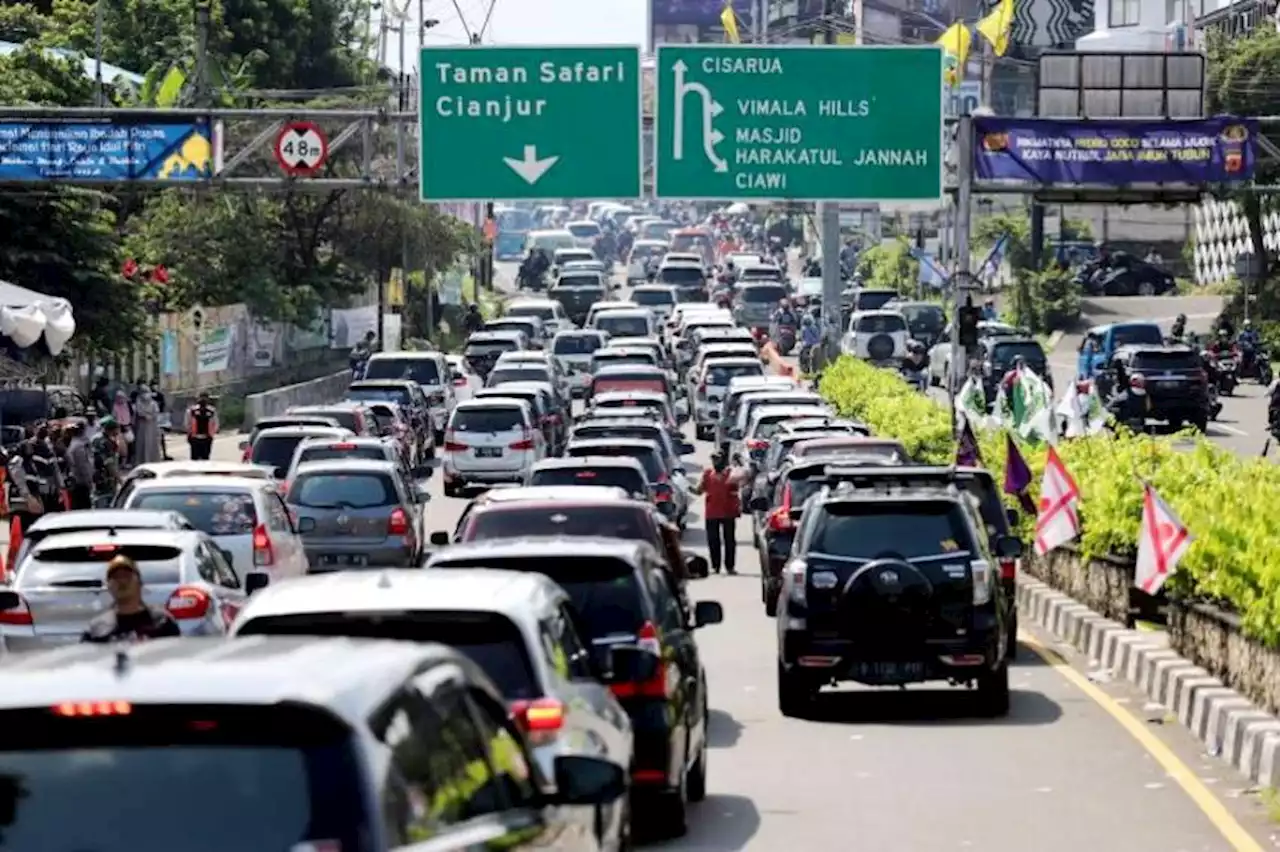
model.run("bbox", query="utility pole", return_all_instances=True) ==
[194,3,211,107]
[94,0,106,107]
[817,0,849,361]
[948,114,974,429]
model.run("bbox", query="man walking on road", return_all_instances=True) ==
[185,392,218,461]
[692,450,746,575]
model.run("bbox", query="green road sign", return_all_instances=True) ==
[419,45,642,201]
[654,44,944,201]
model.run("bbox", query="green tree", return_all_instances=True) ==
[855,239,918,294]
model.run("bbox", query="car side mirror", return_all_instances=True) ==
[552,755,627,807]
[694,600,724,628]
[429,531,450,547]
[748,495,770,512]
[0,590,20,612]
[728,427,743,440]
[685,553,709,578]
[296,516,317,534]
[679,441,695,455]
[244,572,270,595]
[995,535,1024,559]
[413,482,432,502]
[603,645,660,683]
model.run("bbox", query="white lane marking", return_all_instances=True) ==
[1210,422,1250,437]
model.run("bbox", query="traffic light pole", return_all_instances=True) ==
[948,114,974,436]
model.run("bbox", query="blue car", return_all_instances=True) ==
[1077,321,1164,379]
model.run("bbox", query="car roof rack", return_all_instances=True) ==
[823,464,959,491]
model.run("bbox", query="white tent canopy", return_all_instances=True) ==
[0,280,77,356]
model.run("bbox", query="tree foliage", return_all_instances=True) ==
[0,0,470,356]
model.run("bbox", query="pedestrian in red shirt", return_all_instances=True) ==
[693,451,745,574]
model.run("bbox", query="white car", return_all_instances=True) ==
[584,300,639,328]
[115,460,276,507]
[550,329,608,397]
[690,356,767,439]
[442,398,547,497]
[630,284,680,324]
[841,309,911,365]
[361,350,454,439]
[506,297,572,335]
[591,308,657,340]
[565,220,602,249]
[550,246,597,278]
[928,320,1023,388]
[626,239,669,283]
[494,349,572,400]
[120,476,310,582]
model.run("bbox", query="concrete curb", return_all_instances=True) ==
[1045,330,1066,351]
[1017,575,1280,789]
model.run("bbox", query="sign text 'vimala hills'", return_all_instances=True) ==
[419,45,642,201]
[653,44,944,201]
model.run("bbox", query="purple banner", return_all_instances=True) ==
[973,117,1257,185]
[651,0,755,27]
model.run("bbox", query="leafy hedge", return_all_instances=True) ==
[818,356,1280,647]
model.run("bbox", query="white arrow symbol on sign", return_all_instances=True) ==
[503,145,559,184]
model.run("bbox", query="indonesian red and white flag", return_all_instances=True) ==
[1134,482,1193,595]
[1034,446,1081,556]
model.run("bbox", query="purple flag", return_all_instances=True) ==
[1003,432,1037,513]
[956,419,983,467]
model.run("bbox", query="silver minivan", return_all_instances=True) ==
[551,330,608,397]
[361,351,453,440]
[441,398,546,497]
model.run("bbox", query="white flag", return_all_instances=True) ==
[1056,379,1108,438]
[1134,482,1193,595]
[1034,446,1081,556]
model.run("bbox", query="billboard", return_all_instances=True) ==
[973,117,1257,186]
[651,0,756,48]
[0,120,214,182]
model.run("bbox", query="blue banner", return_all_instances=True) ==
[0,121,213,182]
[973,117,1257,185]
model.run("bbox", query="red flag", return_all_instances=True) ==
[6,516,21,578]
[1034,446,1080,556]
[150,264,169,284]
[1134,482,1192,595]
[121,258,139,279]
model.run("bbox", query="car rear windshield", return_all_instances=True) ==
[555,276,603,291]
[435,555,646,639]
[708,363,764,386]
[1112,325,1164,347]
[812,501,972,560]
[289,473,397,509]
[465,341,516,356]
[363,357,440,385]
[251,435,309,469]
[854,314,907,334]
[597,315,651,337]
[595,399,664,420]
[854,290,898,311]
[298,446,387,465]
[23,544,184,586]
[465,505,650,543]
[632,289,675,306]
[795,440,904,461]
[130,491,258,536]
[740,284,787,303]
[753,410,828,440]
[567,223,599,238]
[489,368,551,387]
[345,386,412,407]
[452,406,525,433]
[991,341,1047,366]
[298,410,360,432]
[530,466,647,493]
[237,612,540,700]
[249,419,331,442]
[0,703,370,852]
[568,445,662,481]
[594,352,656,369]
[658,266,703,285]
[508,304,557,321]
[899,304,946,331]
[1133,351,1201,371]
[553,335,604,355]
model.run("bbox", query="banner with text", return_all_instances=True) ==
[0,121,214,182]
[973,117,1257,186]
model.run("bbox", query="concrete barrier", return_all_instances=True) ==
[244,370,350,429]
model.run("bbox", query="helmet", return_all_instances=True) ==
[1245,319,1253,328]
[801,314,814,326]
[1177,313,1187,323]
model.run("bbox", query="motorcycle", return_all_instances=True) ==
[1208,350,1239,395]
[900,363,929,393]
[775,325,797,356]
[1239,341,1273,385]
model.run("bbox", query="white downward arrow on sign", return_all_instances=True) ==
[503,145,559,184]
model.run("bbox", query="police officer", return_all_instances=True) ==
[185,392,218,461]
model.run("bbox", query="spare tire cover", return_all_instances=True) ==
[867,334,895,361]
[839,558,935,649]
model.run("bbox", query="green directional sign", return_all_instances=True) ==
[654,44,944,201]
[419,45,642,201]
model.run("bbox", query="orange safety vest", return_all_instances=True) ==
[188,404,215,438]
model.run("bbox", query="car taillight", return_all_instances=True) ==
[510,429,536,450]
[610,622,670,700]
[654,484,672,502]
[698,380,707,396]
[0,594,33,626]
[1129,373,1146,390]
[443,431,468,452]
[786,557,809,606]
[166,586,212,620]
[746,438,769,451]
[509,697,565,746]
[999,557,1017,581]
[767,483,794,531]
[52,700,132,717]
[330,443,356,450]
[388,507,410,535]
[252,523,275,567]
[971,559,993,605]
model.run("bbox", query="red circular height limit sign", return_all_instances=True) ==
[274,121,329,176]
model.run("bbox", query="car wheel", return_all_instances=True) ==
[977,662,1010,717]
[434,429,445,446]
[652,778,688,839]
[687,734,707,802]
[777,661,816,718]
[1138,281,1156,296]
[1006,613,1018,660]
[1192,414,1209,432]
[764,586,779,618]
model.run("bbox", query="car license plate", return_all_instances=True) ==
[320,554,369,567]
[475,447,503,458]
[850,661,925,684]
[1157,380,1180,390]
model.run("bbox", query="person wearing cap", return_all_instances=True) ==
[82,555,181,643]
[185,391,219,461]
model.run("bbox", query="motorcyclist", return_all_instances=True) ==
[1206,328,1233,357]
[1239,320,1260,349]
[1169,313,1187,342]
[982,298,998,322]
[903,340,929,371]
[802,256,822,277]
[800,314,821,358]
[349,330,376,377]
[463,302,484,335]
[772,299,798,329]
[519,247,549,289]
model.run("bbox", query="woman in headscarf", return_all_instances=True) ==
[132,384,163,465]
[111,389,134,465]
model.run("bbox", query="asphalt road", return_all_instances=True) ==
[169,274,1280,851]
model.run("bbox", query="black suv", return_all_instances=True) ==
[1104,344,1211,431]
[775,466,1020,718]
[979,337,1053,406]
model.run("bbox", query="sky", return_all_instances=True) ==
[389,0,650,70]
